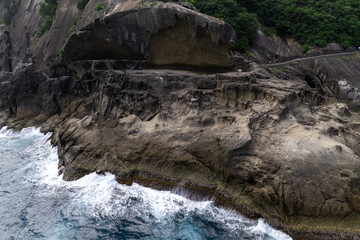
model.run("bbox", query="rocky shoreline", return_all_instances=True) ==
[1,1,360,239]
[2,61,360,239]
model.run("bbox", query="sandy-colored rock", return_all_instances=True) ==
[4,60,360,239]
[3,1,360,239]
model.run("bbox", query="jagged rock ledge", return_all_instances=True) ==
[1,1,360,239]
[2,61,360,239]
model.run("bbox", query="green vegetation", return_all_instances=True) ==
[302,44,310,54]
[269,67,285,73]
[342,56,350,61]
[38,0,58,37]
[39,16,55,36]
[244,0,360,49]
[192,0,360,52]
[247,51,256,59]
[264,27,276,37]
[94,3,104,11]
[77,0,89,10]
[193,0,258,52]
[39,0,57,16]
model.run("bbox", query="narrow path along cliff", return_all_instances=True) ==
[261,50,359,67]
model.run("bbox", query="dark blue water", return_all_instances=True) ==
[0,127,292,240]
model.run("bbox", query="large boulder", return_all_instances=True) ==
[61,2,236,69]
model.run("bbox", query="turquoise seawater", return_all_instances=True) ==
[0,127,292,240]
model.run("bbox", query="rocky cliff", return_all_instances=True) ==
[1,1,360,240]
[250,26,351,64]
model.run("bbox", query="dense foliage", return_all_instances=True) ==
[244,0,360,49]
[193,0,360,51]
[39,0,57,16]
[194,0,258,52]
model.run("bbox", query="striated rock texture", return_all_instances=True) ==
[2,1,360,240]
[9,0,43,68]
[61,2,236,69]
[301,55,360,111]
[0,25,11,73]
[2,58,360,239]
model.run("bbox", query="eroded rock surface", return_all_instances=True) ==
[2,1,360,240]
[0,25,11,72]
[61,2,236,69]
[251,27,348,64]
[2,60,360,239]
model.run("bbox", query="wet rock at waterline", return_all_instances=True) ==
[0,127,291,240]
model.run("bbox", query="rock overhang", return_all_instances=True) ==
[61,2,237,69]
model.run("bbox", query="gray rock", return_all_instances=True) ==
[61,2,236,69]
[0,25,11,72]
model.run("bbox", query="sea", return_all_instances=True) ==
[0,127,292,240]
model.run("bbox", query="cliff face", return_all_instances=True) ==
[61,2,236,69]
[0,25,11,72]
[2,1,360,240]
[302,56,360,111]
[10,0,43,67]
[2,0,235,71]
[251,27,347,64]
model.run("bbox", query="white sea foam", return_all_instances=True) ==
[0,126,48,140]
[2,127,292,240]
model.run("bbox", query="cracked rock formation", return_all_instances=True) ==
[2,1,360,240]
[3,61,360,239]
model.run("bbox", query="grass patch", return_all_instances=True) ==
[246,51,256,59]
[269,67,285,73]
